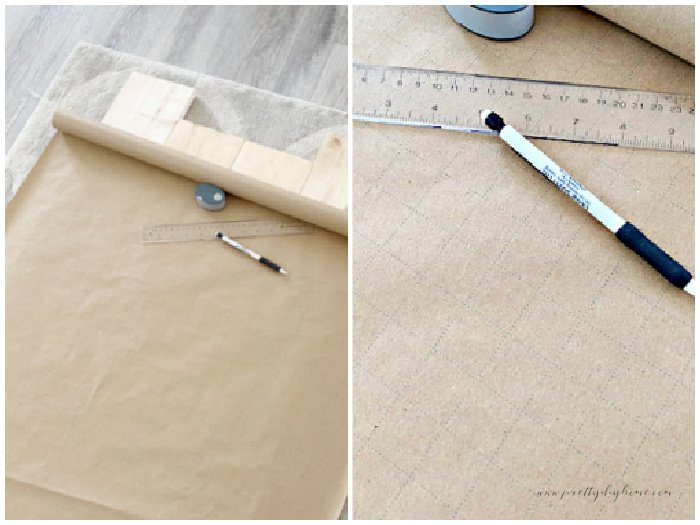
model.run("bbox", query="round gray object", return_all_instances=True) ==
[445,5,534,40]
[195,183,226,211]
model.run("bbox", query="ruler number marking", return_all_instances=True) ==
[353,64,693,153]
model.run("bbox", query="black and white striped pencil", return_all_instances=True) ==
[480,110,694,296]
[215,232,287,275]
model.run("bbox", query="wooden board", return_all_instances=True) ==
[101,71,347,210]
[301,133,348,209]
[165,120,244,168]
[102,72,195,144]
[232,142,312,193]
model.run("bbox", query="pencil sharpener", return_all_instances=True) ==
[445,5,534,40]
[195,183,226,211]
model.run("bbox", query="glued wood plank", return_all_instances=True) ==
[302,133,348,209]
[101,71,344,210]
[106,71,194,122]
[165,120,244,168]
[102,71,195,144]
[232,142,312,193]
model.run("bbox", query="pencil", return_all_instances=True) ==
[215,232,287,275]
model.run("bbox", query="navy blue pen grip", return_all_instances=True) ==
[615,222,692,289]
[259,257,282,272]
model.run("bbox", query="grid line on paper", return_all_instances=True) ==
[353,5,694,520]
[355,235,693,468]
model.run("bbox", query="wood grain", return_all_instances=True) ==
[100,73,346,212]
[102,72,196,143]
[302,134,348,210]
[5,5,348,153]
[165,120,245,169]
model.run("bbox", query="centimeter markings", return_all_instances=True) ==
[353,63,695,153]
[143,220,315,243]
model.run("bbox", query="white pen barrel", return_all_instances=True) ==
[222,235,261,260]
[481,110,693,294]
[499,125,625,233]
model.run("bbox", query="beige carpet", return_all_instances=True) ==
[353,6,693,519]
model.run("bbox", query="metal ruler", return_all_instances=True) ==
[142,220,315,243]
[353,63,694,153]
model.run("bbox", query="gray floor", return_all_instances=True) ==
[5,5,348,153]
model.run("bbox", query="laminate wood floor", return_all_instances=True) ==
[5,5,348,152]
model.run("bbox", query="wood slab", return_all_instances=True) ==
[101,71,347,210]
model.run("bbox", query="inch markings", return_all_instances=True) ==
[353,63,694,153]
[143,220,315,243]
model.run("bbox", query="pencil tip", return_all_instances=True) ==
[280,269,287,275]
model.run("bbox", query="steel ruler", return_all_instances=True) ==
[142,220,315,243]
[353,63,694,153]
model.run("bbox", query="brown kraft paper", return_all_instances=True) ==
[6,125,348,518]
[586,5,695,64]
[353,5,693,520]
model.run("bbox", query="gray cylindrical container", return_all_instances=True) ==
[445,5,534,40]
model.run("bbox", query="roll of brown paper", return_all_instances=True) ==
[586,5,695,64]
[52,110,348,236]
